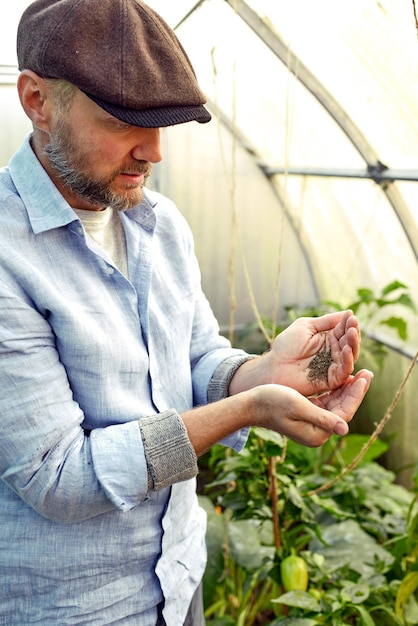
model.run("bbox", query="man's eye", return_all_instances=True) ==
[113,121,132,131]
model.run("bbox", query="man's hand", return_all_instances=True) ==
[184,310,372,457]
[266,310,360,395]
[229,310,361,398]
[183,369,373,456]
[251,368,373,448]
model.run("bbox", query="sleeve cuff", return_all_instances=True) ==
[208,354,257,403]
[139,409,198,491]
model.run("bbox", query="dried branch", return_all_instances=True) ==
[307,349,418,496]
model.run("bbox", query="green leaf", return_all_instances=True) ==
[309,520,394,577]
[198,496,226,607]
[310,494,355,520]
[351,603,376,626]
[272,590,321,611]
[253,427,285,447]
[396,292,417,312]
[381,280,408,296]
[352,463,414,515]
[341,583,370,604]
[228,519,275,570]
[395,571,418,620]
[348,300,361,315]
[285,439,319,473]
[407,510,418,552]
[336,434,388,465]
[205,617,236,626]
[404,592,418,624]
[379,317,407,340]
[320,299,342,311]
[357,288,375,300]
[368,604,404,624]
[288,483,306,510]
[377,292,417,313]
[268,617,319,626]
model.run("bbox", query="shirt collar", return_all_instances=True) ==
[9,134,77,234]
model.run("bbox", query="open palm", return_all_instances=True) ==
[267,310,360,397]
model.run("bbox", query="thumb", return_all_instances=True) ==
[333,420,349,436]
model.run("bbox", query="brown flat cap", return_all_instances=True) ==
[17,0,211,127]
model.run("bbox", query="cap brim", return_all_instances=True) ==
[85,92,212,128]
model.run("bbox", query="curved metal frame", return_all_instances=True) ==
[220,0,418,265]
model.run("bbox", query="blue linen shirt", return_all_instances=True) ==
[0,136,248,625]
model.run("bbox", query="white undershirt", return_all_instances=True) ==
[74,207,129,278]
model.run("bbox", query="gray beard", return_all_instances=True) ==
[43,135,146,211]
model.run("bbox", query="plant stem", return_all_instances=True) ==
[268,456,281,548]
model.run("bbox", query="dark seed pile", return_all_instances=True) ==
[307,347,333,384]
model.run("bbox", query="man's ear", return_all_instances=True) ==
[17,70,53,131]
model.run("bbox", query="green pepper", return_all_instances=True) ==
[308,588,323,600]
[280,553,309,591]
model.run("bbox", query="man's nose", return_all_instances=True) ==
[131,127,163,163]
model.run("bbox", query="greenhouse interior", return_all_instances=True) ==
[1,1,418,624]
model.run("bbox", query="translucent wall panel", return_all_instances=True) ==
[0,85,31,166]
[152,121,317,331]
[0,0,29,65]
[246,0,418,168]
[275,174,418,352]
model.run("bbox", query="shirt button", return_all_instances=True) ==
[104,266,114,275]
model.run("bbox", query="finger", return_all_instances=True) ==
[346,313,360,336]
[311,403,351,436]
[339,318,361,361]
[317,312,360,366]
[346,325,360,361]
[328,319,360,383]
[283,405,347,447]
[341,369,374,396]
[327,343,355,389]
[332,309,352,341]
[351,368,374,391]
[323,369,374,421]
[304,403,350,443]
[310,310,349,334]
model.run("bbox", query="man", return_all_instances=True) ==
[0,0,373,624]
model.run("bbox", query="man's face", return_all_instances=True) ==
[41,89,162,211]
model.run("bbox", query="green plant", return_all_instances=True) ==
[202,431,417,625]
[200,495,281,626]
[395,469,418,624]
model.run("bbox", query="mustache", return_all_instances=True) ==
[117,162,152,177]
